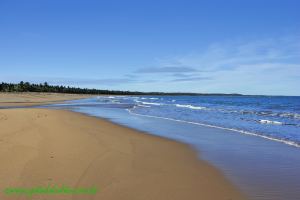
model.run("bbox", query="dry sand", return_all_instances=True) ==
[0,108,246,200]
[0,92,93,107]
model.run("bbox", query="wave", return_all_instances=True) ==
[140,97,159,100]
[175,104,207,110]
[171,103,300,121]
[239,110,300,120]
[126,108,300,148]
[134,100,163,106]
[137,104,151,108]
[258,119,284,125]
[240,118,299,127]
[279,113,300,119]
[141,102,162,106]
[211,108,300,121]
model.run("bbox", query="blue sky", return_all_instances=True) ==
[0,0,299,95]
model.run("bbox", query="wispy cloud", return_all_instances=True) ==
[167,35,300,73]
[132,35,300,94]
[135,66,197,73]
[171,77,211,82]
[171,73,195,78]
[124,74,138,79]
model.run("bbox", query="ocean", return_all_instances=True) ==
[54,95,300,147]
[126,95,300,147]
[41,95,300,200]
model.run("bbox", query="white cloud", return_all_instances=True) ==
[149,35,300,95]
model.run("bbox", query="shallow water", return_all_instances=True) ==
[40,96,300,200]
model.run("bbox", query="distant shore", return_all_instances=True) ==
[0,93,246,200]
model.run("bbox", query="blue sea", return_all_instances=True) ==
[41,95,300,200]
[61,95,300,147]
[128,95,300,147]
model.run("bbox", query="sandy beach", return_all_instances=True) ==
[0,92,93,107]
[0,94,246,200]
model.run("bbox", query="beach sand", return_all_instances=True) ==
[0,108,246,200]
[0,93,246,200]
[0,92,93,107]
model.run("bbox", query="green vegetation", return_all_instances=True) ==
[0,81,242,96]
[0,81,144,95]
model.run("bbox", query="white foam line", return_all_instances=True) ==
[175,104,207,110]
[126,109,300,148]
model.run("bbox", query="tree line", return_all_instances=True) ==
[0,81,148,95]
[0,81,243,96]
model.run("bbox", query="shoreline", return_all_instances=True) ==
[0,93,246,199]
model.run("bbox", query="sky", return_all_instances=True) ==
[0,0,299,95]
